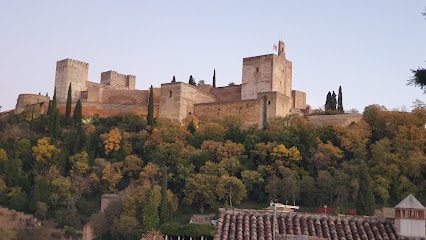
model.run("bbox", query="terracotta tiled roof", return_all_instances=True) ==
[214,209,398,240]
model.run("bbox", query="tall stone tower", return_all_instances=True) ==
[54,59,89,101]
[241,40,292,100]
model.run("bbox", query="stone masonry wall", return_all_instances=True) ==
[101,71,136,89]
[55,59,89,101]
[271,55,292,97]
[209,84,242,102]
[159,82,217,122]
[292,90,306,110]
[15,94,50,114]
[308,114,363,126]
[194,99,260,128]
[241,54,274,100]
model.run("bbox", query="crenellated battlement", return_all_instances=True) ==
[43,41,309,127]
[57,58,89,67]
[101,70,136,89]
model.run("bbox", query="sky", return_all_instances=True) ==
[1,1,426,113]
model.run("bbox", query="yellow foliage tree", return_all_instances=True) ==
[100,127,122,155]
[102,162,122,193]
[0,148,8,161]
[32,137,60,163]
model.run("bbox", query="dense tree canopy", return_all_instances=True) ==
[0,104,425,238]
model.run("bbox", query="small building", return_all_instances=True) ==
[394,194,426,238]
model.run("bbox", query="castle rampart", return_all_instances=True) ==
[194,99,260,127]
[17,41,308,128]
[159,82,217,122]
[209,84,242,102]
[308,114,363,126]
[101,71,136,90]
[55,58,89,102]
[15,94,50,115]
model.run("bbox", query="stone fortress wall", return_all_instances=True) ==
[15,41,316,127]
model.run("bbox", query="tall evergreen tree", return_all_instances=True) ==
[65,83,72,120]
[331,91,337,111]
[338,86,344,113]
[147,85,154,126]
[159,166,169,224]
[73,99,83,132]
[49,89,59,139]
[213,69,216,88]
[356,161,375,216]
[188,75,196,86]
[325,91,332,111]
[172,75,176,83]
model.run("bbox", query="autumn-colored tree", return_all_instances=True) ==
[216,175,247,207]
[311,140,344,171]
[121,154,143,179]
[32,137,60,163]
[100,127,122,155]
[201,140,245,162]
[102,162,122,193]
[334,120,371,158]
[139,162,161,186]
[0,148,8,161]
[270,143,302,170]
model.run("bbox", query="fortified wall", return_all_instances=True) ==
[16,41,309,127]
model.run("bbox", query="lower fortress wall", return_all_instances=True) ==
[308,114,363,126]
[194,99,260,128]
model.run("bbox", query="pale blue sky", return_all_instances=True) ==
[1,1,425,112]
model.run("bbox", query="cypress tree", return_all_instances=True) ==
[331,91,337,111]
[356,161,375,216]
[325,91,332,111]
[147,85,154,126]
[159,166,169,224]
[73,99,83,132]
[49,89,58,139]
[338,86,344,113]
[52,109,61,140]
[65,83,72,120]
[213,69,216,88]
[187,120,196,134]
[188,75,196,86]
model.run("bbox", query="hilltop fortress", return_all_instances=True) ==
[16,41,312,127]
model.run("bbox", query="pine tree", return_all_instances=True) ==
[338,86,344,114]
[331,91,337,111]
[65,83,72,120]
[172,75,176,83]
[356,161,375,216]
[147,85,154,126]
[213,69,216,88]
